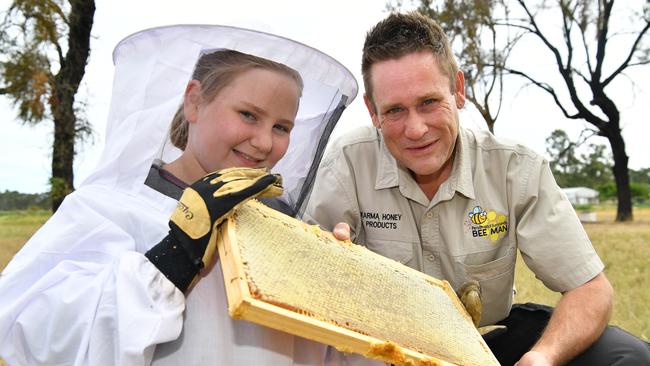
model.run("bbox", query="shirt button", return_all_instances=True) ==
[426,212,433,218]
[426,253,435,261]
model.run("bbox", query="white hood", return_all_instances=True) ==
[81,24,358,216]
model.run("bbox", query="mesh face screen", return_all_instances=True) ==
[226,201,498,366]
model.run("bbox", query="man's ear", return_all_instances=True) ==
[455,70,466,109]
[183,80,202,123]
[364,93,381,128]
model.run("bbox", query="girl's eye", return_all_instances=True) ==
[240,111,256,121]
[273,124,291,133]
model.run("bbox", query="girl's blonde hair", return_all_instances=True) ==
[170,50,304,150]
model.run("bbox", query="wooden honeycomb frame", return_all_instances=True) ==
[217,200,499,366]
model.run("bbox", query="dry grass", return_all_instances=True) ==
[0,206,648,365]
[0,211,50,272]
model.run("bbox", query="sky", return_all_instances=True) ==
[1,0,649,194]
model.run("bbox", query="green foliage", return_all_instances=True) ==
[594,180,650,204]
[49,177,71,208]
[598,182,617,200]
[0,190,49,211]
[0,0,67,123]
[1,50,52,122]
[545,128,650,204]
[629,168,650,185]
[630,182,650,203]
[546,129,614,189]
[574,204,594,212]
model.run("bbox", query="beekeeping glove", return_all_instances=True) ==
[457,280,482,328]
[146,167,283,292]
[457,280,507,338]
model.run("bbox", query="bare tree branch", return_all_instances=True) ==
[517,0,567,70]
[602,20,650,86]
[626,60,650,67]
[593,0,614,82]
[573,67,591,84]
[560,0,576,69]
[577,3,595,73]
[505,66,577,119]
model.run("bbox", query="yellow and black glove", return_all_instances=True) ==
[146,167,283,292]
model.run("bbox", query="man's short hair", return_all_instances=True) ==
[362,11,458,107]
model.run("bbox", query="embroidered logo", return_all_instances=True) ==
[361,211,401,230]
[467,205,508,242]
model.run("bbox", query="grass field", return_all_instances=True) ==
[0,206,648,364]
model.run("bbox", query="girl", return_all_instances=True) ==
[0,25,375,366]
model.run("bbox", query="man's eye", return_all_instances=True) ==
[386,107,403,115]
[420,99,437,112]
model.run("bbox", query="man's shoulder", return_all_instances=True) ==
[323,125,380,161]
[463,128,541,161]
[331,125,380,147]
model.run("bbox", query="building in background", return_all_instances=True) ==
[563,187,600,222]
[562,187,600,206]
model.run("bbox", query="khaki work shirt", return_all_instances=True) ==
[304,126,604,325]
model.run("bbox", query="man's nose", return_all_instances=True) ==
[403,110,428,140]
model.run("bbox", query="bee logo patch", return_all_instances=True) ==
[467,206,508,242]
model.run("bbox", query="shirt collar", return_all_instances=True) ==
[375,129,400,189]
[447,128,476,200]
[373,127,476,201]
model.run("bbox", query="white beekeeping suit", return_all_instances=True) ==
[0,25,382,366]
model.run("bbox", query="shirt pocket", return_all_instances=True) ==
[457,248,516,326]
[365,239,414,266]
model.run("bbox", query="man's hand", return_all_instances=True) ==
[516,273,613,365]
[170,167,283,271]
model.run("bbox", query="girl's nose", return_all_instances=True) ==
[250,128,273,153]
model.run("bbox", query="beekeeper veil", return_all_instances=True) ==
[81,25,357,217]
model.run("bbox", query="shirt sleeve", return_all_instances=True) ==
[302,148,361,242]
[0,191,185,366]
[515,158,604,292]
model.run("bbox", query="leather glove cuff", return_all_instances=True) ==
[145,233,200,293]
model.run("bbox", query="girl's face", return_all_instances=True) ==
[183,68,300,178]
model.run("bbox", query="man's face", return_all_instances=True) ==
[364,50,465,185]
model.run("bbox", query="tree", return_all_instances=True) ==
[389,0,516,133]
[403,0,649,221]
[545,129,583,186]
[0,0,96,211]
[629,167,650,185]
[498,0,649,221]
[545,128,613,188]
[0,190,49,210]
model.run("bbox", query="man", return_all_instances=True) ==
[305,11,650,366]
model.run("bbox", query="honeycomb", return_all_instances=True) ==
[221,200,499,366]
